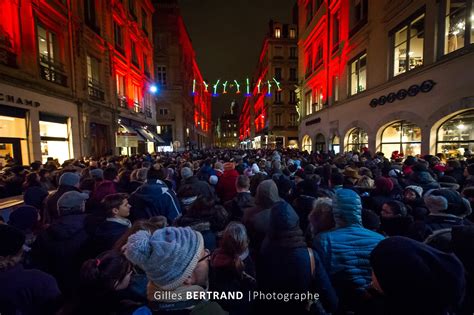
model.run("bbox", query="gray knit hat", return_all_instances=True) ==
[181,167,193,180]
[124,227,204,290]
[59,172,80,187]
[405,185,423,198]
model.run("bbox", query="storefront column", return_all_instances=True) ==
[29,110,41,163]
[421,126,431,156]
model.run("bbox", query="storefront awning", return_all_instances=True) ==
[147,130,166,144]
[135,128,155,142]
[119,124,146,142]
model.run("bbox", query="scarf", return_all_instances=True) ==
[106,217,132,228]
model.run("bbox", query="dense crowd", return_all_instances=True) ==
[0,148,474,315]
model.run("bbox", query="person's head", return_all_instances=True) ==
[135,167,148,182]
[57,191,89,215]
[23,172,40,187]
[103,167,118,181]
[464,164,474,177]
[332,188,362,227]
[58,172,81,188]
[236,175,250,192]
[113,219,165,251]
[308,197,335,234]
[375,176,394,195]
[80,250,133,292]
[370,236,465,314]
[403,185,423,201]
[180,167,193,180]
[124,227,209,290]
[8,206,40,232]
[220,222,249,257]
[90,168,104,181]
[101,193,130,219]
[329,171,344,187]
[0,224,25,270]
[424,188,472,217]
[255,179,280,209]
[381,200,408,219]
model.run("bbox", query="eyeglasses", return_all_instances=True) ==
[198,253,211,263]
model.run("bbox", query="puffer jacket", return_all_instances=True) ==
[313,189,384,310]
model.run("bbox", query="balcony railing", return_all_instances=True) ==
[39,55,67,86]
[88,78,105,100]
[118,95,127,108]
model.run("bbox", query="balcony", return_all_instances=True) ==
[117,95,127,108]
[39,55,67,86]
[88,78,105,101]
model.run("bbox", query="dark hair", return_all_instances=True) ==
[80,250,131,292]
[22,172,40,191]
[236,175,250,189]
[79,177,96,192]
[330,171,344,186]
[384,200,408,217]
[113,219,163,250]
[103,168,118,181]
[101,193,129,217]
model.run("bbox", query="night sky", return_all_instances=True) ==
[179,0,297,121]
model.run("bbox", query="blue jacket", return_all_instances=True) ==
[129,179,181,224]
[313,189,384,308]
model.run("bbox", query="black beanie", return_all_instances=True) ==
[0,225,25,257]
[371,236,465,313]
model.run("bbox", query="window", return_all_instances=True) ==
[443,0,473,54]
[84,0,98,32]
[142,8,148,35]
[129,0,136,19]
[302,135,312,152]
[132,83,141,112]
[39,115,70,164]
[116,73,126,107]
[290,113,298,126]
[157,66,167,86]
[290,47,298,59]
[305,48,313,76]
[87,55,104,100]
[275,46,283,58]
[275,113,282,127]
[37,25,67,86]
[349,53,367,95]
[333,76,339,102]
[333,12,340,49]
[314,44,323,69]
[159,108,169,116]
[313,87,323,112]
[392,13,425,76]
[345,128,368,151]
[143,54,150,77]
[274,67,282,80]
[290,68,297,81]
[275,91,282,104]
[380,120,422,157]
[275,28,281,38]
[437,110,474,157]
[306,1,313,26]
[289,90,297,104]
[350,0,368,34]
[315,133,325,152]
[114,22,123,52]
[332,136,341,154]
[305,91,312,115]
[143,93,152,118]
[289,28,297,39]
[131,41,139,67]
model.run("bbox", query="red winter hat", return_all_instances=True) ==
[375,176,394,194]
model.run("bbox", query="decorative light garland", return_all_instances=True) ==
[192,78,282,97]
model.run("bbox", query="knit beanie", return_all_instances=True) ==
[180,167,193,180]
[90,168,104,180]
[404,185,423,198]
[124,227,204,290]
[424,189,472,216]
[0,224,25,257]
[371,236,465,312]
[8,206,39,231]
[375,176,394,194]
[59,172,80,187]
[209,175,218,185]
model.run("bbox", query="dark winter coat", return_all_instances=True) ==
[414,214,465,241]
[292,195,317,233]
[129,179,181,224]
[407,170,440,192]
[380,215,416,238]
[175,216,217,251]
[23,185,49,211]
[177,176,215,199]
[91,219,129,256]
[223,192,255,221]
[32,213,89,294]
[0,264,61,315]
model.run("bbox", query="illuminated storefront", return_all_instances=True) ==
[39,114,71,163]
[345,128,369,152]
[380,121,422,157]
[437,110,474,157]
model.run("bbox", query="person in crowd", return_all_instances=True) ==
[379,200,415,237]
[123,227,228,315]
[224,175,255,221]
[91,193,131,257]
[257,201,338,314]
[216,162,240,202]
[359,236,465,315]
[43,172,81,224]
[402,185,428,220]
[0,224,62,314]
[38,168,55,191]
[210,222,256,315]
[128,164,181,224]
[129,167,148,193]
[32,190,90,295]
[293,178,319,233]
[178,166,215,200]
[464,164,474,188]
[91,167,118,204]
[365,176,396,214]
[23,172,49,212]
[406,162,440,192]
[313,188,384,311]
[308,197,335,238]
[8,205,41,266]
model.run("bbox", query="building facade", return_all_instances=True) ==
[240,20,299,149]
[215,101,239,148]
[152,0,211,151]
[298,0,474,158]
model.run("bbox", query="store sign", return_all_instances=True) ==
[116,132,138,147]
[0,93,41,107]
[369,80,436,108]
[305,117,321,126]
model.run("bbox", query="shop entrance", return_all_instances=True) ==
[0,138,22,166]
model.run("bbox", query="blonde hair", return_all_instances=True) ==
[221,222,249,257]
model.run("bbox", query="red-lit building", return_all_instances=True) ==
[152,0,212,151]
[298,0,474,156]
[240,20,299,149]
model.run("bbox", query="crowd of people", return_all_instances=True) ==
[0,148,473,315]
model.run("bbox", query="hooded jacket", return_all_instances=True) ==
[313,189,384,309]
[216,169,239,202]
[129,179,181,224]
[224,192,255,221]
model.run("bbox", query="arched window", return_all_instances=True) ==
[315,133,325,152]
[332,136,340,154]
[380,120,421,157]
[302,135,312,152]
[345,127,368,152]
[437,110,474,158]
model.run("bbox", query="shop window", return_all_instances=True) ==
[345,127,368,152]
[437,110,474,157]
[275,28,281,38]
[332,136,341,154]
[443,0,473,54]
[315,133,325,152]
[349,52,367,95]
[392,13,425,76]
[39,114,70,164]
[302,135,312,152]
[380,120,422,157]
[0,114,28,165]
